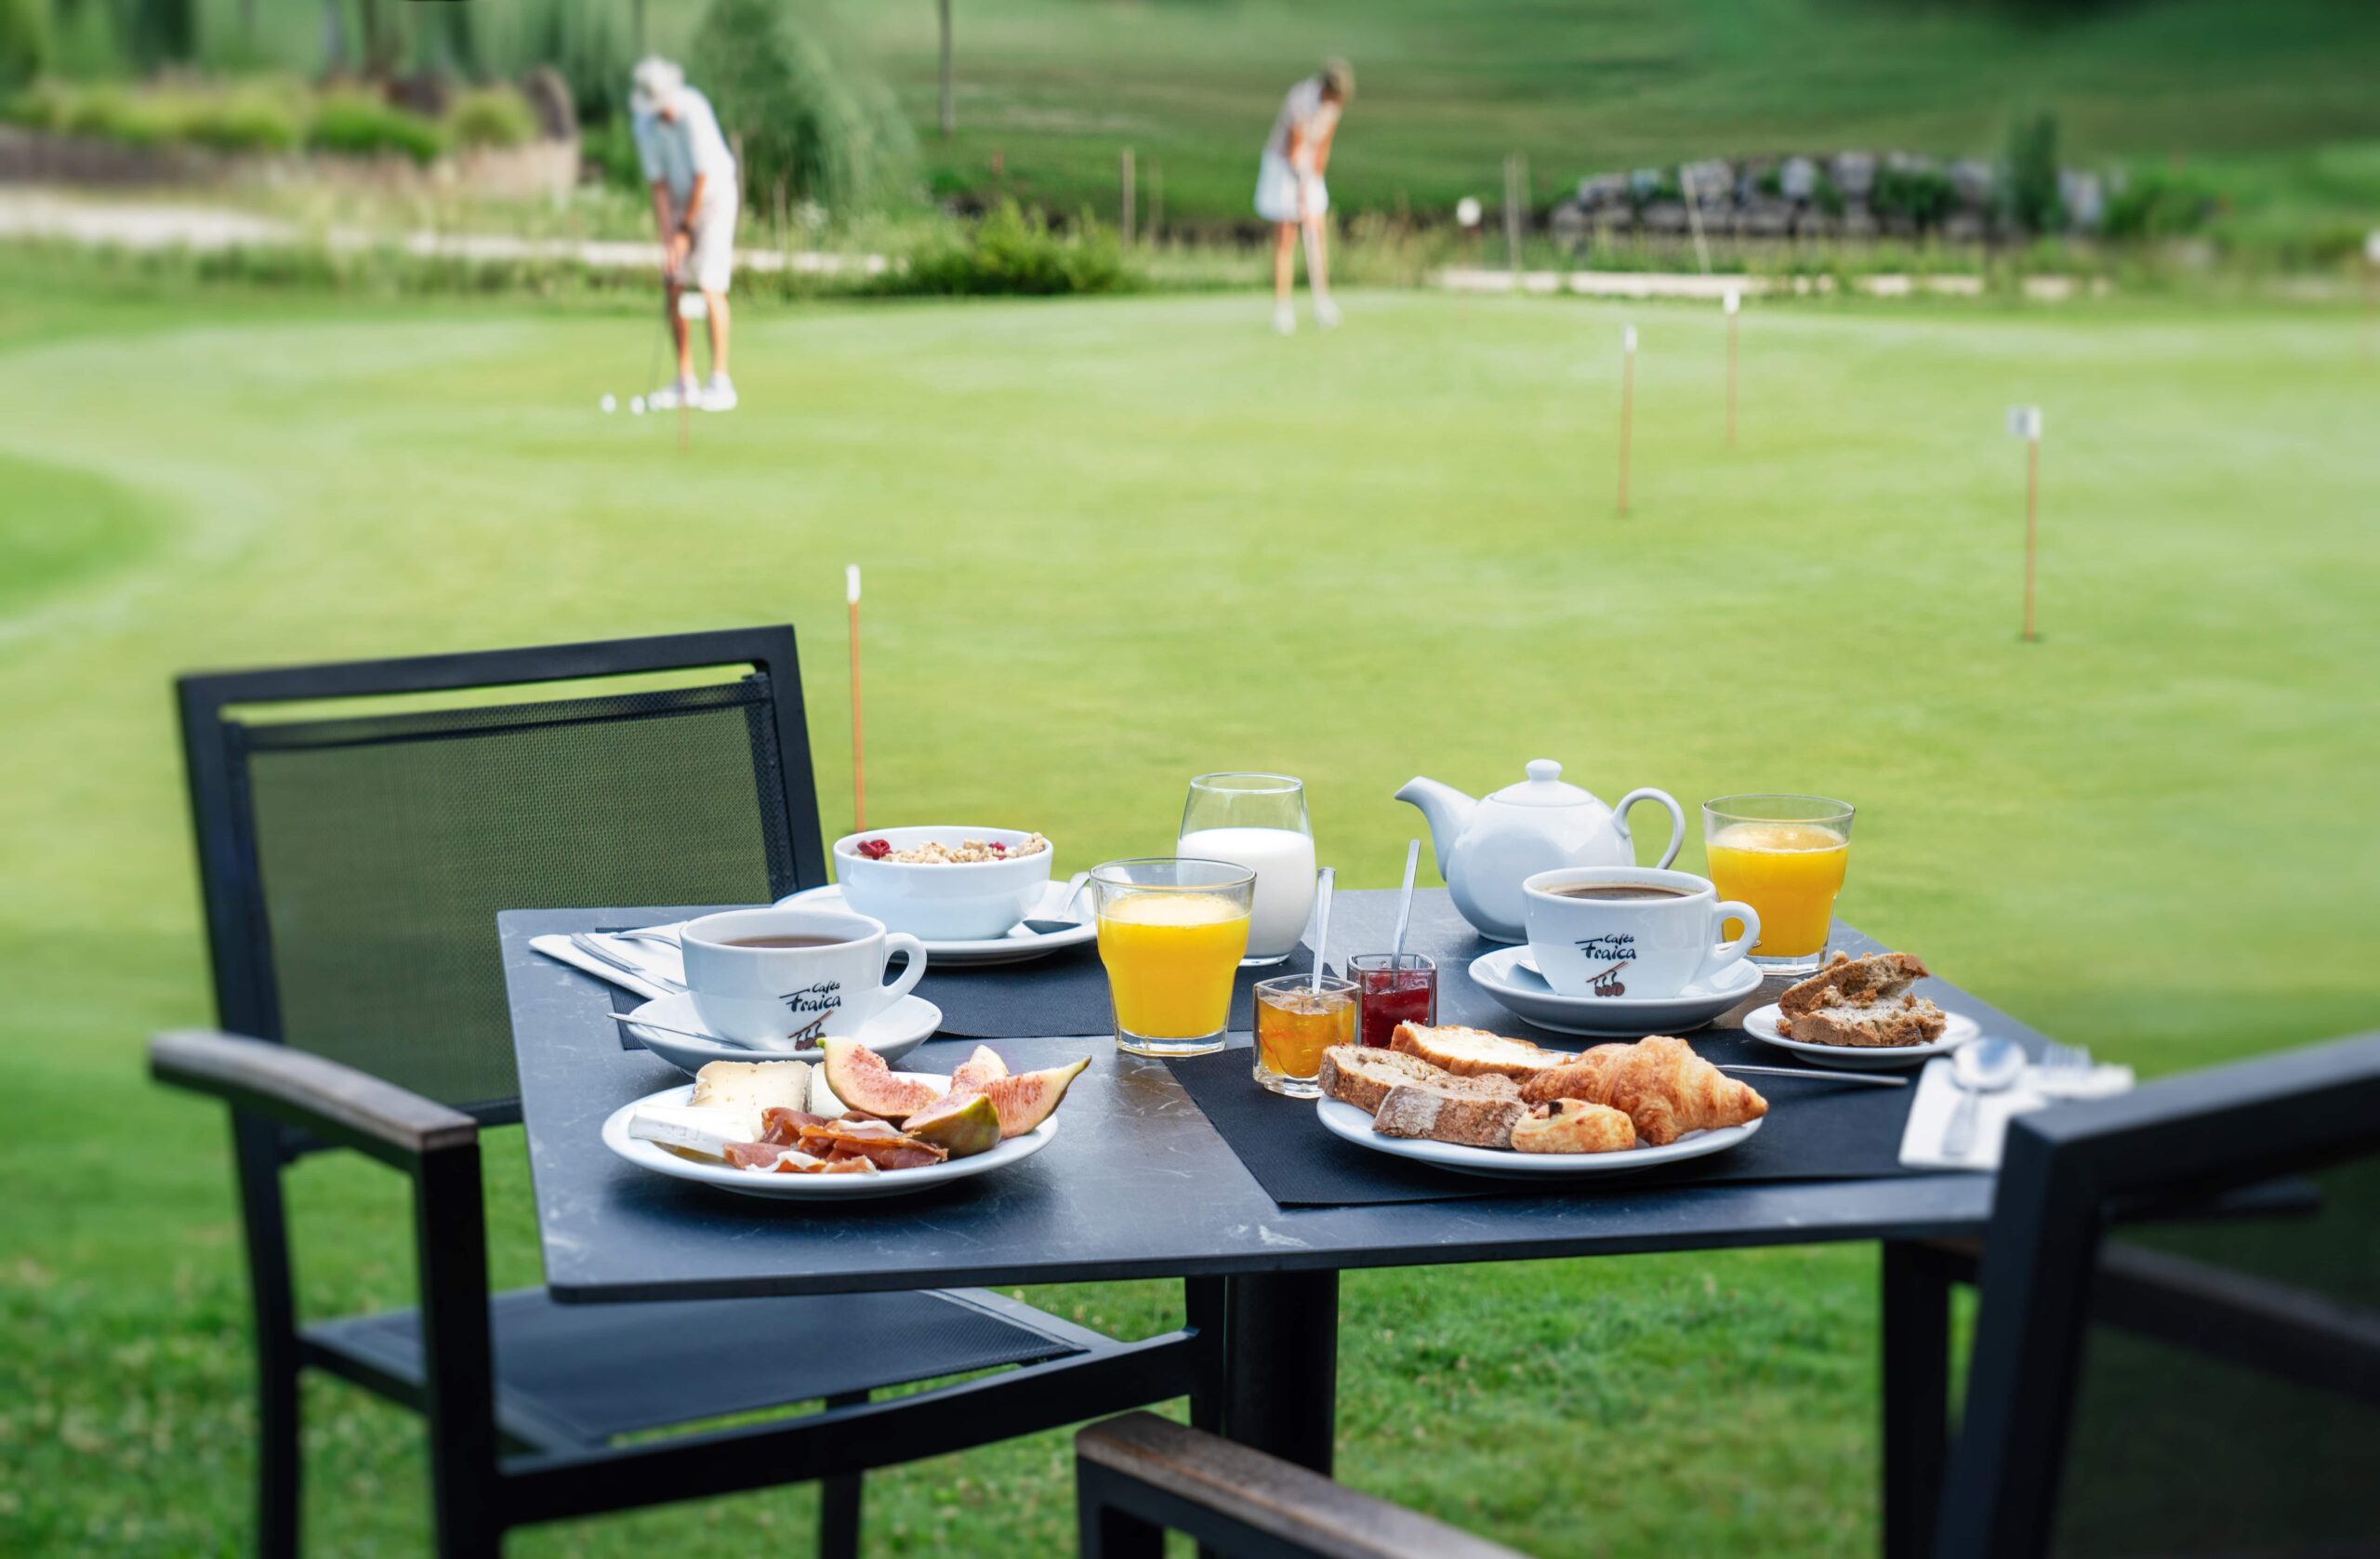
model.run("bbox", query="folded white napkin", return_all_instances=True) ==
[1899,1055,2135,1171]
[528,926,688,1001]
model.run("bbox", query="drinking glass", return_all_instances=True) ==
[1252,974,1356,1097]
[1701,794,1856,974]
[1089,857,1256,1056]
[1346,953,1436,1048]
[1178,773,1315,967]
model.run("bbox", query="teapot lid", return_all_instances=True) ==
[1486,759,1595,809]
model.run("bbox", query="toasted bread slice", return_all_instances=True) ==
[1390,1023,1567,1080]
[1318,1045,1455,1115]
[1783,1000,1948,1049]
[1369,1079,1526,1149]
[1512,1099,1637,1155]
[1778,951,1931,1017]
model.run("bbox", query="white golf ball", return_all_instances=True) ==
[600,393,616,414]
[1456,196,1483,229]
[629,396,646,416]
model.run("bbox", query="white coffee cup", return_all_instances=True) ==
[1520,866,1760,1001]
[679,907,927,1044]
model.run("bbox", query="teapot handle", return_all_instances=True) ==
[1613,788,1686,869]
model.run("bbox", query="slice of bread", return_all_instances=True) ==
[1512,1099,1637,1155]
[1369,1079,1527,1149]
[1318,1045,1456,1115]
[1778,951,1931,1016]
[1389,1023,1567,1080]
[1777,951,1946,1048]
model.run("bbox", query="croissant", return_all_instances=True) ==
[1522,1036,1765,1146]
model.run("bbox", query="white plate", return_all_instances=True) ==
[1466,947,1764,1037]
[776,881,1096,966]
[1740,1002,1978,1070]
[602,1077,1056,1200]
[1316,1097,1761,1180]
[622,991,939,1073]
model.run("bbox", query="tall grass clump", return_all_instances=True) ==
[309,89,447,164]
[885,202,1141,296]
[689,0,915,216]
[447,84,536,149]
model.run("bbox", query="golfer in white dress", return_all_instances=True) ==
[1254,59,1352,334]
[630,58,739,412]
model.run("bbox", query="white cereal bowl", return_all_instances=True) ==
[830,826,1056,942]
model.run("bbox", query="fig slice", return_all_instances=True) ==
[947,1045,1011,1099]
[979,1057,1090,1138]
[902,1090,1002,1158]
[820,1037,940,1121]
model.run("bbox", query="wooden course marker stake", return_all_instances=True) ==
[847,564,866,829]
[1724,287,1739,448]
[1618,324,1637,517]
[2007,407,2044,641]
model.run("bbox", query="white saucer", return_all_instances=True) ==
[602,1078,1055,1200]
[776,880,1096,966]
[622,990,939,1074]
[1740,1002,1978,1070]
[1316,1097,1761,1180]
[1466,947,1765,1037]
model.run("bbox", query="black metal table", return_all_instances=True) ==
[500,892,2024,1556]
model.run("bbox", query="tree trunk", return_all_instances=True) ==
[937,0,955,139]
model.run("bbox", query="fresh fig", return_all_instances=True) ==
[901,1090,1002,1157]
[979,1057,1090,1138]
[819,1037,939,1121]
[947,1045,1010,1098]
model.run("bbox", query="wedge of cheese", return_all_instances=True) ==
[627,1103,765,1161]
[687,1059,813,1115]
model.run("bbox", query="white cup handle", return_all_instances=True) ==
[879,933,927,1004]
[1614,786,1686,868]
[1699,900,1761,983]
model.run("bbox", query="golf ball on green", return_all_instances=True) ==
[601,393,616,414]
[629,396,646,416]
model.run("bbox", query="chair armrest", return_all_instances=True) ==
[1078,1412,1527,1559]
[150,1030,476,1164]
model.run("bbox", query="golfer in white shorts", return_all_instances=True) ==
[1254,58,1352,335]
[630,57,739,412]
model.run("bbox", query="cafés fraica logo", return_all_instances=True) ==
[777,980,844,1017]
[1574,934,1635,997]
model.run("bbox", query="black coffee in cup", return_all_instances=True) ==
[721,934,846,949]
[1549,885,1690,902]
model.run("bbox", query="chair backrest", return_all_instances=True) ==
[178,628,825,1118]
[1938,1033,2380,1559]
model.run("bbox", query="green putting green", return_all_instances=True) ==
[0,276,2371,1554]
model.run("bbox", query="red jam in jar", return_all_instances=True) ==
[1352,958,1436,1048]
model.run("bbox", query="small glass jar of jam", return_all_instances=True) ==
[1346,954,1437,1048]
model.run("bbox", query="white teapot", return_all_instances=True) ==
[1395,760,1685,943]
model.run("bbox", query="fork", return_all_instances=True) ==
[568,931,687,995]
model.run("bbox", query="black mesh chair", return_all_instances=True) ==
[150,628,1207,1558]
[1935,1032,2380,1559]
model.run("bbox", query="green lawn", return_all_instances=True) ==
[0,271,2373,1554]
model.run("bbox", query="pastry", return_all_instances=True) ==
[1515,1035,1765,1145]
[1511,1099,1636,1155]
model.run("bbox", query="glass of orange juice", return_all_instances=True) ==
[1702,795,1856,974]
[1090,858,1256,1056]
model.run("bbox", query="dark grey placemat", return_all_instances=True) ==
[1166,1032,1956,1208]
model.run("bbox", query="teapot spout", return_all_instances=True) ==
[1394,777,1475,879]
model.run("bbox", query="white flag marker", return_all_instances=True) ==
[1618,324,1637,516]
[846,564,866,829]
[1724,288,1741,446]
[2006,409,2044,641]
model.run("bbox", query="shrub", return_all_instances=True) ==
[1871,164,1958,227]
[689,0,916,213]
[310,90,447,165]
[0,0,46,93]
[884,202,1140,297]
[2005,112,2063,233]
[61,86,176,148]
[2104,167,2218,241]
[447,85,536,150]
[581,114,645,191]
[177,85,304,154]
